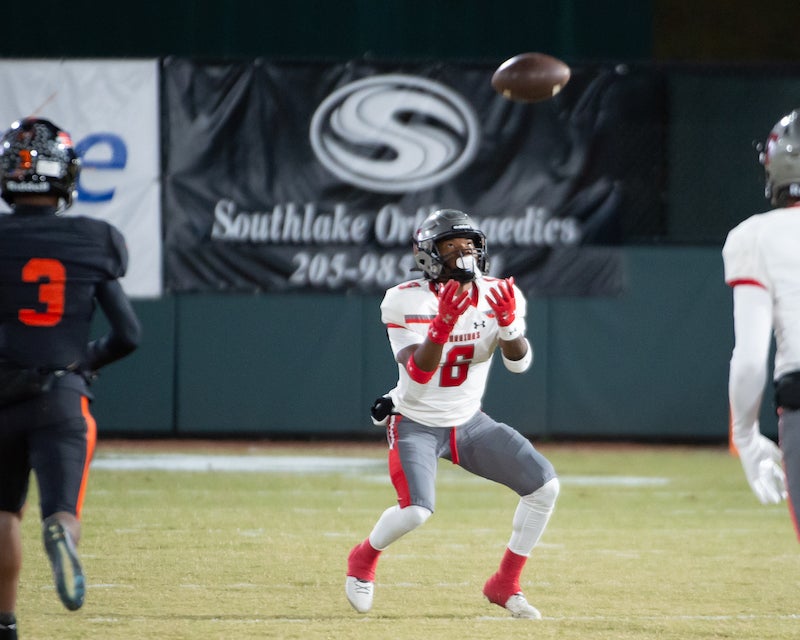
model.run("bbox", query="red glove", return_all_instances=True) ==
[487,277,523,341]
[428,279,471,344]
[486,277,516,327]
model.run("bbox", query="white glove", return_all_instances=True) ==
[734,430,787,505]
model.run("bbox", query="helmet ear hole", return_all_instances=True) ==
[413,246,442,279]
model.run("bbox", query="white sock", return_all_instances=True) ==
[508,477,560,556]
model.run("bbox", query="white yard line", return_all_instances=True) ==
[91,452,669,485]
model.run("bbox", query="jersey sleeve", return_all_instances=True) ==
[722,217,768,288]
[107,224,130,278]
[380,285,426,357]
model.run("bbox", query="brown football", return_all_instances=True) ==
[491,52,571,103]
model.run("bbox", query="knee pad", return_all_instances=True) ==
[524,477,560,510]
[401,504,432,529]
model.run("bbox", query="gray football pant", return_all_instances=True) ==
[388,411,556,512]
[780,408,800,539]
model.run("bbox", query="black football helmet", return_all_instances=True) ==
[0,118,81,210]
[412,209,489,282]
[760,109,800,206]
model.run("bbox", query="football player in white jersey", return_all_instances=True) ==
[345,209,559,619]
[723,109,800,535]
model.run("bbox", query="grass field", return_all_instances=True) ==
[15,439,800,639]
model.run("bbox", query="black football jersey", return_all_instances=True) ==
[0,206,128,370]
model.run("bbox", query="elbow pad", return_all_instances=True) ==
[502,339,533,373]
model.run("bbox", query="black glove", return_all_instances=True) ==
[370,395,395,427]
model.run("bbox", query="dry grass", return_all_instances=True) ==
[15,441,800,639]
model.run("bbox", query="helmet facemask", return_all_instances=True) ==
[433,236,487,283]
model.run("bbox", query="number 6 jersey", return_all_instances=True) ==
[381,276,528,427]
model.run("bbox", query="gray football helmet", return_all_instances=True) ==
[0,118,80,210]
[760,109,800,206]
[412,208,488,282]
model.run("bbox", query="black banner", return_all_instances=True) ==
[163,58,666,295]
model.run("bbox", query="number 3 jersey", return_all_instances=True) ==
[0,207,128,370]
[381,276,528,427]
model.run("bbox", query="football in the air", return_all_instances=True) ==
[491,52,571,103]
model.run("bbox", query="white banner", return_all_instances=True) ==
[0,59,162,298]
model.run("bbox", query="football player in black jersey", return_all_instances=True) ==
[0,118,141,639]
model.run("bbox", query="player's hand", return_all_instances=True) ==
[370,395,394,427]
[735,429,787,505]
[437,279,471,326]
[486,277,516,327]
[428,280,471,344]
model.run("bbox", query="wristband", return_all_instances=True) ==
[406,354,436,384]
[497,319,522,342]
[502,340,533,372]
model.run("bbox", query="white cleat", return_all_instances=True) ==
[502,593,542,619]
[345,576,374,613]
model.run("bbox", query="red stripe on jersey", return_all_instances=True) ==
[727,278,766,289]
[387,417,412,508]
[449,427,459,465]
[404,315,435,324]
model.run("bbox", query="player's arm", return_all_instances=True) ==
[729,284,772,436]
[729,283,786,504]
[403,280,470,383]
[86,279,142,371]
[486,277,532,372]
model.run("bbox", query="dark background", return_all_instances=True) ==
[7,1,799,62]
[3,0,797,441]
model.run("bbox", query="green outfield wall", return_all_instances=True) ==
[9,0,792,441]
[88,246,776,442]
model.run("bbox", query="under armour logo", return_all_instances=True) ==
[474,320,485,329]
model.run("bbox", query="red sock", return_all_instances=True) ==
[347,539,381,581]
[483,548,527,603]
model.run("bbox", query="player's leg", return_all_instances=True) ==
[779,408,800,539]
[30,391,96,611]
[346,418,441,613]
[0,513,20,640]
[453,414,558,618]
[0,423,29,640]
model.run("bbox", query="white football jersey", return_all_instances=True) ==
[723,206,800,379]
[381,276,528,427]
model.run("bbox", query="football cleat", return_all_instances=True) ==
[0,615,17,640]
[483,573,542,619]
[345,576,374,613]
[500,593,542,619]
[42,517,85,611]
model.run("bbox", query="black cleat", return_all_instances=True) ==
[42,518,85,611]
[0,615,18,640]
